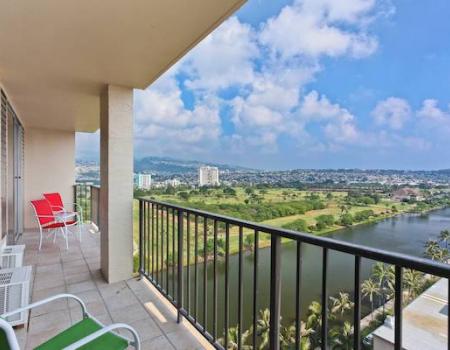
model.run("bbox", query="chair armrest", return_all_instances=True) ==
[0,318,20,350]
[62,323,141,350]
[64,202,83,211]
[50,205,65,212]
[1,294,88,319]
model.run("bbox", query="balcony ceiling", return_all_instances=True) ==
[0,0,245,132]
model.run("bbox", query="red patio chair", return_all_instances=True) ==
[43,192,83,218]
[43,192,83,241]
[31,199,80,250]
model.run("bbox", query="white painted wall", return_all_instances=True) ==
[24,128,75,229]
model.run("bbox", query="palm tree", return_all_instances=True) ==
[439,230,450,249]
[330,322,353,350]
[306,301,322,349]
[424,239,440,259]
[223,325,252,350]
[361,279,380,320]
[434,248,449,263]
[280,324,296,349]
[403,269,424,301]
[329,292,354,318]
[372,263,393,315]
[256,309,271,350]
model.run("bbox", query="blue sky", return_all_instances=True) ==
[77,0,450,170]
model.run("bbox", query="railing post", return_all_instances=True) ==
[269,235,281,350]
[139,200,144,275]
[177,209,184,323]
[73,184,77,213]
[89,185,93,224]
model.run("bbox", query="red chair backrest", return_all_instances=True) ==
[31,199,55,226]
[43,192,64,210]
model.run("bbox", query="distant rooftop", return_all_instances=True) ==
[373,278,448,350]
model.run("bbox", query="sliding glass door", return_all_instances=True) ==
[1,89,24,243]
[13,117,24,241]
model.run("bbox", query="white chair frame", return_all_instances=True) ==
[0,293,140,350]
[31,204,82,250]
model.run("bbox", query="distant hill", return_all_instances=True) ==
[134,156,254,174]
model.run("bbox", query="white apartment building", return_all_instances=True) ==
[199,166,219,186]
[137,173,152,189]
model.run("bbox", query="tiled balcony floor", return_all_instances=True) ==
[15,225,212,350]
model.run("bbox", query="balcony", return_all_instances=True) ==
[15,222,212,350]
[135,198,450,350]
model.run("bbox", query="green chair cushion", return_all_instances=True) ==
[34,317,128,350]
[0,328,11,350]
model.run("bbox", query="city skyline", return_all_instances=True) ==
[77,0,450,170]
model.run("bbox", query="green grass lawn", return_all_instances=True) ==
[131,188,418,262]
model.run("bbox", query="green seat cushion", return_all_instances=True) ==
[0,328,11,350]
[34,317,128,350]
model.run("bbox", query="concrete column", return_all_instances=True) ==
[100,85,134,283]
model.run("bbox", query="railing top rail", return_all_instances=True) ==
[138,197,450,278]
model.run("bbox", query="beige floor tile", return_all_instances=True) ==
[128,316,163,342]
[140,335,175,350]
[67,280,97,294]
[109,303,150,324]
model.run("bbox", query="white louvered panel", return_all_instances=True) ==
[0,245,24,268]
[0,266,31,326]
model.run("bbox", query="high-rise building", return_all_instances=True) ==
[137,173,152,189]
[199,166,219,186]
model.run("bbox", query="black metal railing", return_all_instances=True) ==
[138,198,450,350]
[73,184,100,225]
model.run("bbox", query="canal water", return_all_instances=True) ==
[180,207,450,339]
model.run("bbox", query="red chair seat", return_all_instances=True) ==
[42,220,76,229]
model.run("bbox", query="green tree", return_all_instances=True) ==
[283,219,308,232]
[424,239,440,259]
[372,263,393,316]
[222,325,252,350]
[329,292,354,317]
[223,187,237,196]
[245,187,255,195]
[244,234,255,252]
[165,186,176,195]
[438,229,450,249]
[256,309,270,350]
[177,191,190,201]
[340,213,353,226]
[403,269,424,301]
[305,301,322,349]
[362,279,380,320]
[330,322,353,350]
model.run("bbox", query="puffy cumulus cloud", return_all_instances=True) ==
[299,91,361,144]
[134,74,221,156]
[417,99,450,125]
[259,0,379,59]
[183,17,258,91]
[131,0,391,159]
[371,97,411,130]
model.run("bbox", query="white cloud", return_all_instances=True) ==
[371,97,411,130]
[260,0,378,59]
[129,1,392,159]
[417,99,450,123]
[183,17,258,91]
[299,91,361,144]
[134,74,221,156]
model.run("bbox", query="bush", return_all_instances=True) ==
[315,214,335,226]
[340,213,354,226]
[283,219,308,232]
[223,187,236,196]
[353,209,374,222]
